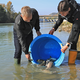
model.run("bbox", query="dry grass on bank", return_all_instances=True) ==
[59,20,72,33]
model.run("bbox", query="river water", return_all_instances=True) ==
[0,22,80,80]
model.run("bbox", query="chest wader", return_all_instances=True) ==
[68,50,77,65]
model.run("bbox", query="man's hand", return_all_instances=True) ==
[49,28,55,35]
[61,45,68,53]
[36,31,41,36]
[25,54,30,60]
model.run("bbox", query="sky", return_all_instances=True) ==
[0,0,80,15]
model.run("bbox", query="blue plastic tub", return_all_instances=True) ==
[29,34,65,66]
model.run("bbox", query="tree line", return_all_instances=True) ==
[0,1,20,23]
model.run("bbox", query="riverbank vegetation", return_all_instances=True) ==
[0,1,20,23]
[59,20,72,33]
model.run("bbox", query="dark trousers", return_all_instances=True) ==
[70,32,80,50]
[13,31,33,59]
[70,42,77,50]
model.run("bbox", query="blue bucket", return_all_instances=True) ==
[29,34,65,66]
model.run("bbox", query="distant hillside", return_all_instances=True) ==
[49,13,58,16]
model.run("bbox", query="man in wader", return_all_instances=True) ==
[13,6,41,64]
[49,0,80,65]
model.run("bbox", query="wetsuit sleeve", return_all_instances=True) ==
[34,11,40,31]
[53,14,63,31]
[67,12,80,44]
[14,23,28,54]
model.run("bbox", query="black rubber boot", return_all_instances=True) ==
[14,58,21,65]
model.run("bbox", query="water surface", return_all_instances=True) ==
[0,22,80,80]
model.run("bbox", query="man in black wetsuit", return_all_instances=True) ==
[49,0,80,65]
[13,6,41,64]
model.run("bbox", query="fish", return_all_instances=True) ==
[37,56,56,69]
[46,61,53,69]
[37,59,46,66]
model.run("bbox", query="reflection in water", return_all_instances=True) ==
[0,23,80,80]
[0,31,13,43]
[14,65,23,80]
[14,63,35,80]
[8,31,13,43]
[68,65,77,80]
[14,65,32,80]
[0,23,13,45]
[13,64,80,80]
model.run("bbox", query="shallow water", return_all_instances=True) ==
[0,22,80,80]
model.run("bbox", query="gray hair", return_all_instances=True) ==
[21,6,32,18]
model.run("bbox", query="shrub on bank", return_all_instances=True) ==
[59,20,72,33]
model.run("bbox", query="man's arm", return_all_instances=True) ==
[49,14,63,34]
[34,10,41,36]
[14,23,28,54]
[53,14,64,31]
